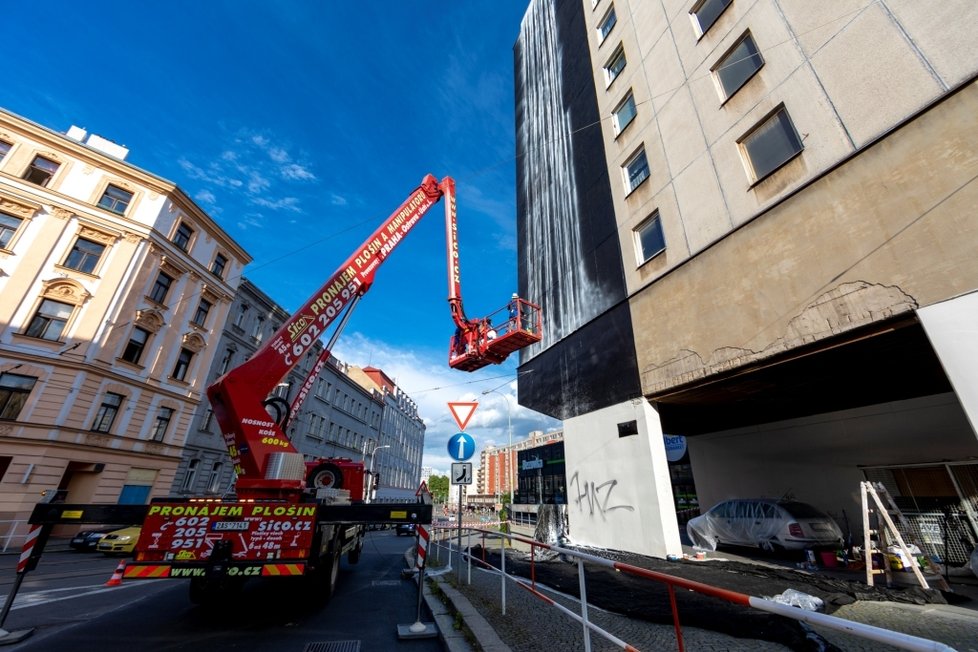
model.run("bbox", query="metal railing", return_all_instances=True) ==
[426,523,956,652]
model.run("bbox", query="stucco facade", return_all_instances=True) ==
[0,109,248,531]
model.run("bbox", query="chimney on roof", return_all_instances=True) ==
[65,125,129,160]
[66,125,87,141]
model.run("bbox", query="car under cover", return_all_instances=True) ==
[687,499,844,551]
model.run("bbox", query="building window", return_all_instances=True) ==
[206,462,223,493]
[25,299,74,341]
[0,140,11,160]
[219,348,234,374]
[612,92,638,135]
[173,222,194,251]
[739,106,803,182]
[172,348,194,381]
[182,459,199,492]
[0,373,37,420]
[121,326,150,364]
[63,237,106,274]
[192,298,212,327]
[251,316,264,341]
[604,45,627,86]
[713,32,763,100]
[92,392,124,433]
[623,148,650,193]
[149,271,173,304]
[98,184,134,214]
[691,0,732,37]
[598,5,617,42]
[635,212,666,263]
[0,211,23,249]
[201,408,214,432]
[23,155,59,186]
[210,253,228,279]
[234,305,248,328]
[150,407,174,441]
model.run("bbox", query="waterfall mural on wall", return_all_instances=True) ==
[514,0,642,420]
[516,0,609,353]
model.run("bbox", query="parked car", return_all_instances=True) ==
[69,527,121,551]
[97,526,142,555]
[687,499,844,552]
[396,523,416,537]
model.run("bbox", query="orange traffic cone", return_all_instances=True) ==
[105,559,126,587]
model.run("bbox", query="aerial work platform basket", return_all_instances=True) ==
[448,297,542,372]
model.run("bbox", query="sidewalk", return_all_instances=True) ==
[414,524,978,652]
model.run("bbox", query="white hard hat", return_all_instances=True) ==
[512,293,518,299]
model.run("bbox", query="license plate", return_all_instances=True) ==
[213,521,249,531]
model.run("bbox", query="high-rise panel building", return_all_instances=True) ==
[515,0,978,560]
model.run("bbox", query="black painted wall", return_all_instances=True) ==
[514,0,642,420]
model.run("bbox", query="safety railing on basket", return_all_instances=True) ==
[421,523,957,652]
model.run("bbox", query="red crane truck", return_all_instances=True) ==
[25,175,541,604]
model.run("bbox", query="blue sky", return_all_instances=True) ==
[1,1,561,475]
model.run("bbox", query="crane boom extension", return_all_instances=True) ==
[207,174,541,500]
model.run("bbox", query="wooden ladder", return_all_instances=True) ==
[860,481,949,591]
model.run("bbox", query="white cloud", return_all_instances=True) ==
[329,193,348,206]
[251,196,302,212]
[195,189,217,204]
[268,146,289,163]
[247,171,271,194]
[236,214,264,230]
[177,127,319,219]
[281,163,316,181]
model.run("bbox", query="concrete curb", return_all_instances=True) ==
[404,548,512,652]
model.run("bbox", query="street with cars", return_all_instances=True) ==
[1,529,437,651]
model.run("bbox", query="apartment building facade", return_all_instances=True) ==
[476,429,564,497]
[515,0,978,559]
[348,366,426,501]
[0,109,248,526]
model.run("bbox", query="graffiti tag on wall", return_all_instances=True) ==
[569,471,634,520]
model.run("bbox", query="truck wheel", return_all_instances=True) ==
[306,463,343,490]
[323,540,341,600]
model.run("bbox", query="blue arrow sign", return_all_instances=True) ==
[447,432,475,462]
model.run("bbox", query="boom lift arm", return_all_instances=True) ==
[206,175,540,501]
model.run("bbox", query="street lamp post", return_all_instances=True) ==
[368,444,391,502]
[481,387,514,508]
[369,444,391,474]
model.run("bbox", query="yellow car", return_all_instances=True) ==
[97,526,141,556]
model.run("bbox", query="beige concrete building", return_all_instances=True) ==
[0,108,248,536]
[515,0,978,562]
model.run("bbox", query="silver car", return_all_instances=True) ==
[687,499,844,552]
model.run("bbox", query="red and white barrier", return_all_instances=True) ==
[16,525,41,574]
[415,524,429,569]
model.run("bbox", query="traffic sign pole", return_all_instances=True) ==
[457,483,464,584]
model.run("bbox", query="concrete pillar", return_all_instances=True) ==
[918,290,978,440]
[563,398,682,558]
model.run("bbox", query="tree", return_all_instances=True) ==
[427,474,450,503]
